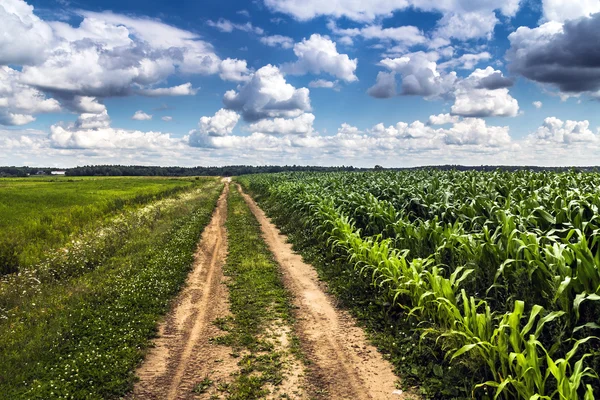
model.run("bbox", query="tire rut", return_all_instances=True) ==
[130,181,234,400]
[238,185,410,400]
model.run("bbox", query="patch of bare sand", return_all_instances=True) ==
[263,320,308,399]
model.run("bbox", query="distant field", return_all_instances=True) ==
[0,176,197,274]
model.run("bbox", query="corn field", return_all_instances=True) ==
[239,170,600,399]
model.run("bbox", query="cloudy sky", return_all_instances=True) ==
[1,0,600,167]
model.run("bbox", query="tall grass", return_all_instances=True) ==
[0,176,197,274]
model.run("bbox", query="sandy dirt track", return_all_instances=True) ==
[238,185,408,400]
[130,181,234,400]
[130,179,411,400]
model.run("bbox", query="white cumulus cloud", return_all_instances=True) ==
[367,72,397,99]
[132,110,152,121]
[434,11,498,41]
[265,0,522,42]
[188,109,242,147]
[0,0,54,65]
[264,0,521,23]
[530,117,598,143]
[429,113,460,125]
[327,20,426,49]
[223,64,311,121]
[61,96,106,114]
[373,56,519,118]
[219,58,252,82]
[282,34,358,82]
[198,109,241,136]
[247,113,315,135]
[338,123,361,135]
[451,67,520,118]
[0,3,252,122]
[0,66,61,125]
[440,52,492,70]
[17,10,225,99]
[137,83,198,97]
[309,79,339,90]
[379,51,457,98]
[260,35,294,49]
[542,0,600,23]
[49,110,180,150]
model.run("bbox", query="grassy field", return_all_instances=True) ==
[0,177,223,399]
[240,170,600,400]
[4,170,600,399]
[0,176,198,274]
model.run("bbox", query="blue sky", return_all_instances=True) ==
[2,0,600,167]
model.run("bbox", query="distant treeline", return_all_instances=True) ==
[1,164,599,177]
[66,165,367,176]
[0,167,58,177]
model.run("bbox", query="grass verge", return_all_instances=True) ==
[0,179,222,399]
[207,186,299,399]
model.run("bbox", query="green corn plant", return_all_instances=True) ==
[243,169,600,399]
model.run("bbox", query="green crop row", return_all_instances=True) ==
[239,170,600,399]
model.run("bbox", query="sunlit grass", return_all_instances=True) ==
[0,178,222,399]
[0,176,198,274]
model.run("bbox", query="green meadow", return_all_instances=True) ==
[0,176,197,274]
[0,177,223,398]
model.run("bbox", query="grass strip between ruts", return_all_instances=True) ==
[203,186,299,399]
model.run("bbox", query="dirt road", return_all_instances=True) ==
[131,181,235,400]
[131,180,409,399]
[238,185,407,400]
